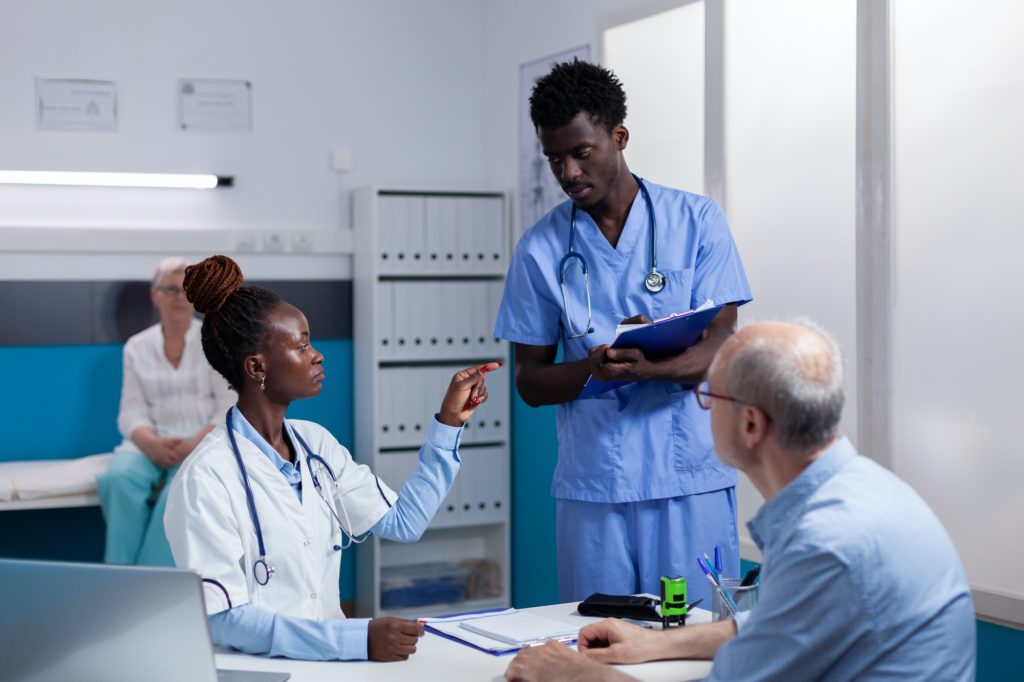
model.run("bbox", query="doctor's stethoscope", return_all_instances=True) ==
[225,408,391,586]
[559,174,665,339]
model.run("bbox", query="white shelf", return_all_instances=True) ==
[378,596,510,620]
[354,187,512,618]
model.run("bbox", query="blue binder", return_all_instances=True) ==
[578,303,725,399]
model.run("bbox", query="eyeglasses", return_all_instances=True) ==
[694,380,772,422]
[154,285,187,297]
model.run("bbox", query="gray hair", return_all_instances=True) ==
[151,257,189,287]
[723,318,845,454]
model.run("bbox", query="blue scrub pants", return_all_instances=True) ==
[555,488,739,606]
[96,448,177,566]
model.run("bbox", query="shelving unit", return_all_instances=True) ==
[353,187,511,618]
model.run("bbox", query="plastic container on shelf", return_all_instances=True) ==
[380,562,470,609]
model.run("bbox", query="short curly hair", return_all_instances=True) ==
[529,59,628,132]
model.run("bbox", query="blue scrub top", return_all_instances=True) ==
[494,180,752,503]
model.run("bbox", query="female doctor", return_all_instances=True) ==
[165,255,498,662]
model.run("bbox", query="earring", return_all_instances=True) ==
[260,376,266,392]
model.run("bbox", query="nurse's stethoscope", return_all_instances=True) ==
[559,174,665,339]
[225,408,392,586]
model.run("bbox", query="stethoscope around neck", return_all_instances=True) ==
[224,408,389,586]
[559,174,665,339]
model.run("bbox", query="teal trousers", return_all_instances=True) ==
[96,448,178,566]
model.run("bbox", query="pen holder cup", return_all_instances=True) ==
[711,579,759,622]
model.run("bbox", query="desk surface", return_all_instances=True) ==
[215,602,714,682]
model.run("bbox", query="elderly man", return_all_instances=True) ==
[506,320,975,682]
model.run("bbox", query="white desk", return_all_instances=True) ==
[215,602,714,682]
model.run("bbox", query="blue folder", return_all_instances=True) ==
[578,303,726,399]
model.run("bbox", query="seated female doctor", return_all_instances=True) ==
[165,254,499,662]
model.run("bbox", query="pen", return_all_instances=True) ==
[526,635,575,647]
[714,545,723,574]
[740,565,761,587]
[703,552,723,584]
[463,362,502,409]
[697,557,738,614]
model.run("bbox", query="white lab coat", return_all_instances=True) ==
[165,419,396,620]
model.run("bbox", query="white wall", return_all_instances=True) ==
[0,0,487,278]
[604,2,705,193]
[892,0,1024,621]
[723,0,857,558]
[481,0,677,200]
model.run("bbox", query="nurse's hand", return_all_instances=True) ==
[367,617,424,661]
[590,345,652,383]
[437,362,502,427]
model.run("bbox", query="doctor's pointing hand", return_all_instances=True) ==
[164,254,500,663]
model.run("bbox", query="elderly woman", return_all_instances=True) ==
[96,257,235,565]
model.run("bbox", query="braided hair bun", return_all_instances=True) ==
[184,255,244,314]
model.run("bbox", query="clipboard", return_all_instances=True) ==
[578,302,726,399]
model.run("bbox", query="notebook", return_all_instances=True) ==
[458,611,578,647]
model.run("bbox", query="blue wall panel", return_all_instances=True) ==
[976,620,1024,681]
[510,390,560,608]
[1,344,123,461]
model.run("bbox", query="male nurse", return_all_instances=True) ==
[494,59,752,603]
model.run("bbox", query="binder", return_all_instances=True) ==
[404,195,427,272]
[421,281,443,359]
[377,281,395,360]
[458,197,480,274]
[488,281,505,355]
[377,194,399,270]
[474,445,506,524]
[378,369,395,448]
[578,302,726,399]
[472,281,489,357]
[481,196,506,270]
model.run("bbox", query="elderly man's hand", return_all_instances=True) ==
[578,619,665,664]
[505,641,634,682]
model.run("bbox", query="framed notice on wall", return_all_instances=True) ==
[178,79,252,132]
[518,45,591,238]
[36,79,118,132]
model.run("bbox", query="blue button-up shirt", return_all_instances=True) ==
[708,437,975,681]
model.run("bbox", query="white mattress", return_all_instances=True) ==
[0,453,113,502]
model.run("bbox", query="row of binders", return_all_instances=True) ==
[375,445,507,527]
[377,280,505,361]
[376,194,506,275]
[377,365,510,449]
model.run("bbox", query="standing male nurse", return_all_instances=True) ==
[494,60,752,603]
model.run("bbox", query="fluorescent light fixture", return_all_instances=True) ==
[0,170,233,189]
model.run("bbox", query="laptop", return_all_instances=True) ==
[0,559,289,682]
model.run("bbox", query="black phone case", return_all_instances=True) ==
[577,592,661,622]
